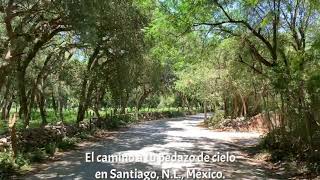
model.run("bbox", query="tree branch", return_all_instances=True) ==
[23,27,71,68]
[238,55,267,77]
[245,39,275,67]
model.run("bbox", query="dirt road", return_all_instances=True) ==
[25,114,283,179]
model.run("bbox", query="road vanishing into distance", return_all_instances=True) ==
[25,114,284,180]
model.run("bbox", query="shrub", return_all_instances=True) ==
[76,131,90,139]
[106,118,125,129]
[308,162,320,175]
[26,148,47,162]
[207,110,224,127]
[15,153,30,168]
[0,151,29,178]
[103,114,135,130]
[164,111,184,118]
[0,151,16,174]
[44,142,57,156]
[258,128,319,162]
[57,137,78,150]
[118,114,135,123]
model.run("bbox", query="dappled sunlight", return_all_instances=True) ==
[26,114,282,179]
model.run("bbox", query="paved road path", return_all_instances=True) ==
[26,114,282,179]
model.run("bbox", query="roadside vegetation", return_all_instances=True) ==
[146,0,320,177]
[0,0,320,178]
[0,107,199,178]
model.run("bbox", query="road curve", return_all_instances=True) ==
[25,114,282,180]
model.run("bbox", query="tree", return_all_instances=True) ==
[62,0,146,123]
[149,0,320,146]
[0,0,72,127]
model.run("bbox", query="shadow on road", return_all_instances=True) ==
[25,114,285,179]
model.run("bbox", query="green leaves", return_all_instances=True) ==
[245,0,259,6]
[260,12,273,28]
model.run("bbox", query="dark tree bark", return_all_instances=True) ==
[38,92,47,125]
[1,78,12,120]
[204,101,207,120]
[17,63,30,127]
[223,96,228,118]
[77,80,96,123]
[77,46,100,123]
[52,92,58,117]
[58,99,64,122]
[137,88,151,111]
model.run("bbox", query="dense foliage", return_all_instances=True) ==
[0,0,319,176]
[145,0,320,173]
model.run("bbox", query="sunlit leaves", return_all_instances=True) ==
[245,0,259,6]
[260,12,272,28]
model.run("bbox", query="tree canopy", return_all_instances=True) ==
[0,0,320,176]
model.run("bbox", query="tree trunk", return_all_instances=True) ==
[77,80,95,123]
[77,77,89,123]
[298,80,312,146]
[233,95,238,119]
[38,93,47,125]
[59,100,64,122]
[6,100,13,120]
[239,93,247,117]
[76,47,100,123]
[9,113,18,158]
[1,78,12,120]
[223,96,228,118]
[120,92,129,114]
[137,89,151,111]
[58,82,64,122]
[17,65,30,128]
[204,101,207,121]
[93,105,101,119]
[2,101,9,120]
[51,92,58,117]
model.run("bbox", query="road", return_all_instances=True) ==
[25,114,283,179]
